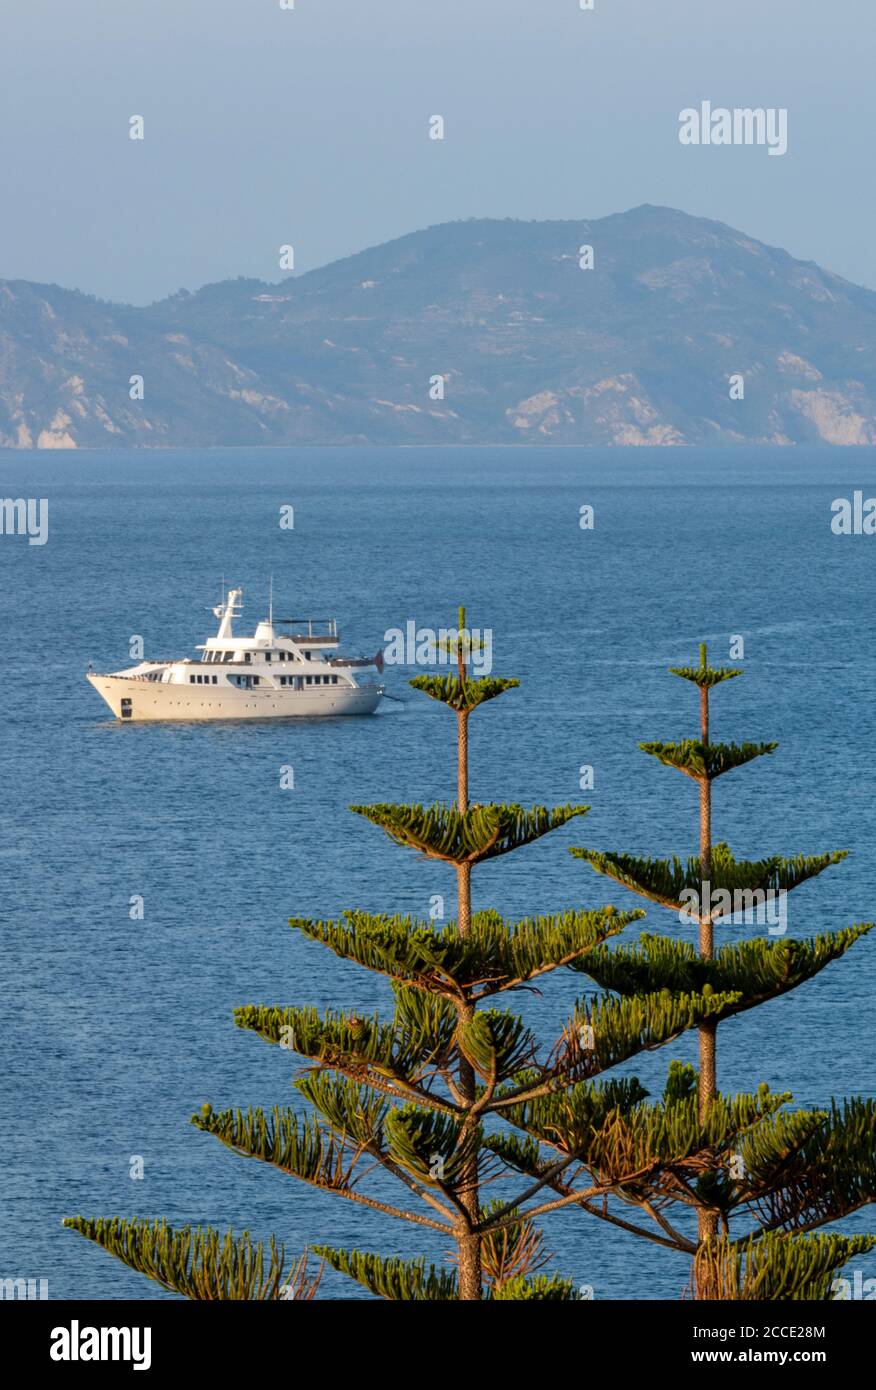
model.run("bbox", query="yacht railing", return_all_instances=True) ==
[274,617,339,640]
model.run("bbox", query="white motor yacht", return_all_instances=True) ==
[87,589,385,721]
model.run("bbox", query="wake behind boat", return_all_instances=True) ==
[87,589,385,721]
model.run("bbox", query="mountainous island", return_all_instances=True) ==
[3,204,876,448]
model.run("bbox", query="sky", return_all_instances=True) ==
[2,0,874,304]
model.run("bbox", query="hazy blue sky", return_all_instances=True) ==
[2,0,873,303]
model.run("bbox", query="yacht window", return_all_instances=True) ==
[266,652,271,662]
[244,653,251,664]
[212,675,217,685]
[189,675,196,683]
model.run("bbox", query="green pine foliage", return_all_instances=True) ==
[571,843,848,912]
[349,801,589,864]
[639,739,779,780]
[573,928,871,1016]
[570,646,875,1298]
[61,1217,320,1300]
[410,673,520,711]
[698,1232,876,1301]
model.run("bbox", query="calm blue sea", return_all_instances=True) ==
[1,446,875,1301]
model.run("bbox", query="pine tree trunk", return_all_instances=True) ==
[454,695,481,1298]
[697,773,716,1112]
[457,708,469,809]
[696,677,719,1295]
[455,992,482,1301]
[457,709,471,935]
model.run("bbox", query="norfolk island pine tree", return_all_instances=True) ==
[66,611,751,1301]
[566,645,876,1299]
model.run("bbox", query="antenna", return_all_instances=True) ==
[269,573,273,629]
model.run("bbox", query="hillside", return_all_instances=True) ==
[3,205,876,447]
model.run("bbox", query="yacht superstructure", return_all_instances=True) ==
[87,589,385,721]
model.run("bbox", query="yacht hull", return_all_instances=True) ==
[87,674,383,721]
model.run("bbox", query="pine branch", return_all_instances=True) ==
[639,739,778,780]
[491,988,742,1109]
[409,674,519,711]
[571,843,848,914]
[192,1103,454,1234]
[574,927,871,1019]
[747,1098,876,1234]
[234,1002,457,1109]
[502,1083,787,1175]
[291,905,640,999]
[313,1246,458,1301]
[479,1200,551,1290]
[62,1217,319,1300]
[490,1274,585,1300]
[482,1091,701,1253]
[383,1104,482,1191]
[457,1008,539,1085]
[668,662,744,689]
[350,801,589,866]
[485,1079,648,1170]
